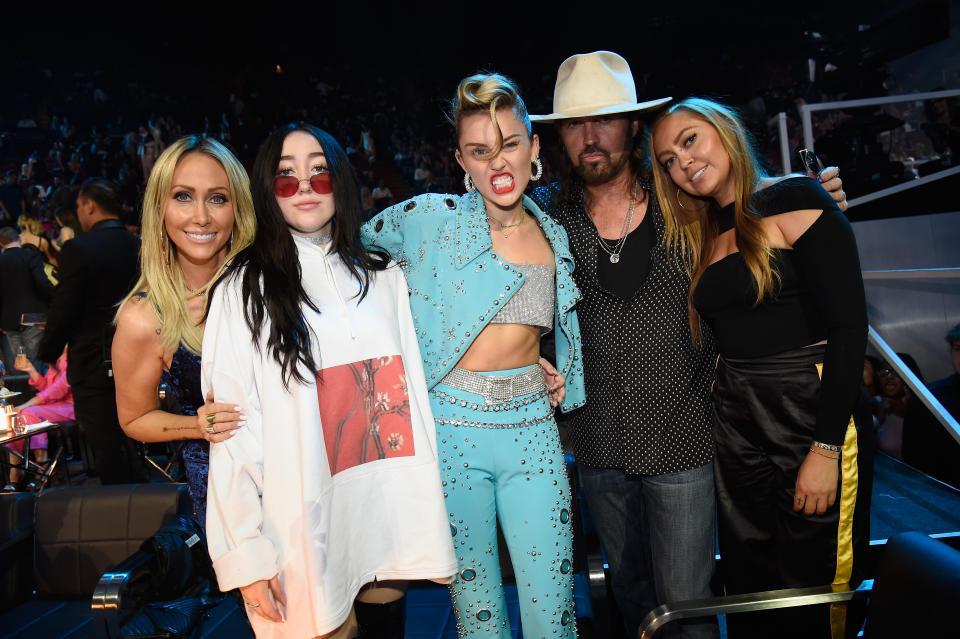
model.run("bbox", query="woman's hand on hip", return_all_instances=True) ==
[196,390,244,443]
[793,449,839,515]
[539,357,566,407]
[239,575,286,622]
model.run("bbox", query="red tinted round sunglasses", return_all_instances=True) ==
[273,173,333,197]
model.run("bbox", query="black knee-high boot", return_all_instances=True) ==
[354,596,406,639]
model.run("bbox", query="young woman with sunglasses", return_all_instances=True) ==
[362,74,585,638]
[202,123,456,639]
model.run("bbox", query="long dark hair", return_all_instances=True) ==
[54,207,82,237]
[221,123,389,387]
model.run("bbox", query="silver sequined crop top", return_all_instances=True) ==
[489,263,555,333]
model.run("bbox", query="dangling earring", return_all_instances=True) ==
[463,172,475,193]
[531,157,543,182]
[160,226,170,260]
[676,187,687,210]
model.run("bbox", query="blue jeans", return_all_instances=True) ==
[3,326,45,370]
[579,462,719,639]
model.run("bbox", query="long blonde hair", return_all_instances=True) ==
[649,98,776,343]
[17,215,43,235]
[447,73,532,159]
[117,136,256,354]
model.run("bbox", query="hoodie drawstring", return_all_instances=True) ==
[318,245,358,340]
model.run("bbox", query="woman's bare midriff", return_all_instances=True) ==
[456,323,542,372]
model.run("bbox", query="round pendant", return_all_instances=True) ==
[610,253,620,264]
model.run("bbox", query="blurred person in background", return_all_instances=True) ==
[38,178,143,484]
[5,348,74,491]
[874,353,923,460]
[0,225,54,370]
[903,324,960,488]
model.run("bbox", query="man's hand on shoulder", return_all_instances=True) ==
[814,167,847,212]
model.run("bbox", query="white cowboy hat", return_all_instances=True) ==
[530,51,671,122]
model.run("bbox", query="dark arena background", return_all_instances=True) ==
[1,1,959,637]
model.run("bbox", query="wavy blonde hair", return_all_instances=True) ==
[649,98,776,343]
[447,73,532,159]
[117,136,256,354]
[17,215,44,235]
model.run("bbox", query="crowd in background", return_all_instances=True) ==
[1,50,958,438]
[3,46,958,248]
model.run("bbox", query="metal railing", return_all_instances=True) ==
[769,89,960,208]
[638,533,960,637]
[799,89,960,154]
[846,165,960,208]
[638,583,872,638]
[767,111,791,179]
[861,267,960,281]
[867,324,960,446]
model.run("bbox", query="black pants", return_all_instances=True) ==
[71,385,144,485]
[713,346,872,639]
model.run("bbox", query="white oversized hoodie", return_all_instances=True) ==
[202,236,456,638]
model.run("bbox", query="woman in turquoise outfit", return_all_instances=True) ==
[362,74,585,638]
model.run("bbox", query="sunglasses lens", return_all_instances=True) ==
[310,173,333,195]
[273,176,299,198]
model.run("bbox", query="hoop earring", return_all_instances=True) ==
[676,187,687,210]
[531,157,543,182]
[464,173,475,193]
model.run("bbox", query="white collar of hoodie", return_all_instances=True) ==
[291,234,358,340]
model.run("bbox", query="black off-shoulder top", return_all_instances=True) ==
[693,177,867,445]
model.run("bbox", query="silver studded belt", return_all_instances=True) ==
[440,366,545,403]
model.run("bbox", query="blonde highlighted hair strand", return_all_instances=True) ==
[447,73,532,160]
[649,98,777,344]
[116,136,256,355]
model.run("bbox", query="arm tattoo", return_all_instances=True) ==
[162,424,195,433]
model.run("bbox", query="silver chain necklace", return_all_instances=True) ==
[594,179,638,264]
[306,233,333,246]
[487,210,526,239]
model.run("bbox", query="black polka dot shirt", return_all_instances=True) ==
[532,180,716,476]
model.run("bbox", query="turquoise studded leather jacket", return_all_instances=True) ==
[361,191,586,412]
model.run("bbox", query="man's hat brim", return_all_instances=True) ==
[530,97,672,122]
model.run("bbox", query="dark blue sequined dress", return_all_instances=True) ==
[160,344,209,525]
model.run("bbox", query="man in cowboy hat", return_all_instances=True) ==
[529,51,847,638]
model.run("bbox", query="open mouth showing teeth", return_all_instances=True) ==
[185,232,216,241]
[691,167,707,181]
[491,174,514,193]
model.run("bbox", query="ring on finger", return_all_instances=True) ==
[205,423,215,435]
[205,413,216,426]
[244,600,261,608]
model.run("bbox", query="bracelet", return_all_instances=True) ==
[811,440,842,453]
[809,446,840,460]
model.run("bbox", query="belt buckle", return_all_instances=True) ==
[484,377,513,403]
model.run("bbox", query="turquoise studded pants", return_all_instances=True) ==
[431,364,577,638]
